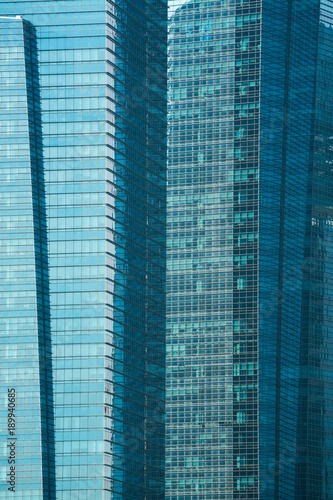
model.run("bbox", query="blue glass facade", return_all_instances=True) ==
[0,16,55,499]
[167,0,333,499]
[167,1,244,496]
[259,1,320,497]
[0,1,167,499]
[295,5,333,497]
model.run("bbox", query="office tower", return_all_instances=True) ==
[167,0,333,499]
[0,1,167,499]
[0,16,55,498]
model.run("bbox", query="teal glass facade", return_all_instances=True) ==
[167,0,333,499]
[0,1,167,499]
[167,1,244,497]
[0,16,55,499]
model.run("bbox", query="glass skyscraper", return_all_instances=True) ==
[0,2,167,499]
[0,16,55,499]
[167,0,333,499]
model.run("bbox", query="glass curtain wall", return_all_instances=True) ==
[167,0,260,497]
[0,1,167,499]
[167,1,333,499]
[0,16,55,499]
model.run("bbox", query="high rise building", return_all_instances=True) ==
[167,1,333,499]
[0,16,55,498]
[0,2,167,499]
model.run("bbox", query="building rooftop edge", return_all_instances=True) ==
[0,15,22,20]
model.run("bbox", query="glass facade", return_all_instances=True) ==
[167,0,333,499]
[0,1,167,499]
[295,4,333,497]
[0,16,55,499]
[167,1,247,497]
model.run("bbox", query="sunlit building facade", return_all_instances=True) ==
[0,16,55,499]
[0,2,167,499]
[167,0,333,499]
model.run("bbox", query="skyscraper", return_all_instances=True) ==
[0,2,167,499]
[0,15,55,498]
[167,0,333,499]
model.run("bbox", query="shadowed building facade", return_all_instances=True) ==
[0,2,167,499]
[167,0,333,498]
